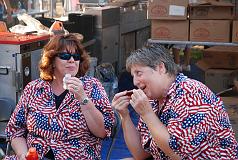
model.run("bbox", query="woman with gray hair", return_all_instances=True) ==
[112,43,238,160]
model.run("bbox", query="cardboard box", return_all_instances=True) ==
[189,1,234,20]
[148,0,188,20]
[232,20,238,43]
[190,20,231,42]
[151,20,189,40]
[205,69,238,93]
[199,46,238,69]
[196,57,238,93]
[221,96,238,141]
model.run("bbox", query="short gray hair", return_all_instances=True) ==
[126,43,178,76]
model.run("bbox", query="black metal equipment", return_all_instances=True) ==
[68,13,95,42]
[37,15,95,42]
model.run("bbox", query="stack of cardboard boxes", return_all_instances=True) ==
[148,0,236,42]
[189,1,234,42]
[148,0,189,41]
[233,20,238,43]
[188,1,238,94]
[148,0,238,139]
[197,46,238,93]
[148,0,238,94]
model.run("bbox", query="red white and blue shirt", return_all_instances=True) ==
[6,76,114,160]
[138,73,238,159]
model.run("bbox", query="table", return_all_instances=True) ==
[148,39,238,46]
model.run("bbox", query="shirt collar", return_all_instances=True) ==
[167,73,187,98]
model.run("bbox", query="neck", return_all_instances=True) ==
[159,74,176,100]
[51,76,65,95]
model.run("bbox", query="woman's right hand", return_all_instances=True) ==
[112,90,132,118]
[11,137,28,160]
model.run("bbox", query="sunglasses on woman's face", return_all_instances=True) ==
[57,52,81,61]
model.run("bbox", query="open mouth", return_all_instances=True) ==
[140,86,146,92]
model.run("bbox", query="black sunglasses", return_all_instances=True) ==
[57,52,81,61]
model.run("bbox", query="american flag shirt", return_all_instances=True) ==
[138,73,238,159]
[6,76,114,160]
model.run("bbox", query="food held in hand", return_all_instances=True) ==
[63,74,71,90]
[126,90,133,96]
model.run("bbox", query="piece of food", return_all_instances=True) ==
[63,74,71,90]
[126,90,133,96]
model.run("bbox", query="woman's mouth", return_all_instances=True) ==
[140,86,146,92]
[66,66,75,71]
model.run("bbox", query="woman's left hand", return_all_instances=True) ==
[65,77,87,101]
[130,89,154,117]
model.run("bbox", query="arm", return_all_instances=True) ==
[142,112,180,160]
[112,91,151,160]
[3,0,10,12]
[69,77,113,138]
[131,89,181,160]
[122,114,151,160]
[3,0,13,23]
[80,97,107,138]
[11,137,28,160]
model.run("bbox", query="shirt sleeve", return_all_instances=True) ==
[167,91,238,159]
[6,83,32,141]
[89,78,115,138]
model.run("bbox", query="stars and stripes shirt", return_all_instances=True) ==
[138,73,238,159]
[6,76,114,160]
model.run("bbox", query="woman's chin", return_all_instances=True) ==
[145,93,152,99]
[66,71,77,76]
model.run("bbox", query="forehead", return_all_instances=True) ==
[62,45,77,52]
[130,64,148,74]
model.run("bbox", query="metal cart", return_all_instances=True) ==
[0,33,50,104]
[148,39,238,47]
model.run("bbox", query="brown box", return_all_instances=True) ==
[232,20,238,43]
[190,20,231,42]
[189,1,234,20]
[205,69,238,93]
[197,46,238,69]
[148,0,188,20]
[196,64,238,93]
[151,20,189,40]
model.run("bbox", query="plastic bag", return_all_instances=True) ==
[10,13,49,34]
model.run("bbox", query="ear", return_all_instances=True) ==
[155,62,166,74]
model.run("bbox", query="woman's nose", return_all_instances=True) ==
[133,77,139,86]
[68,56,75,62]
